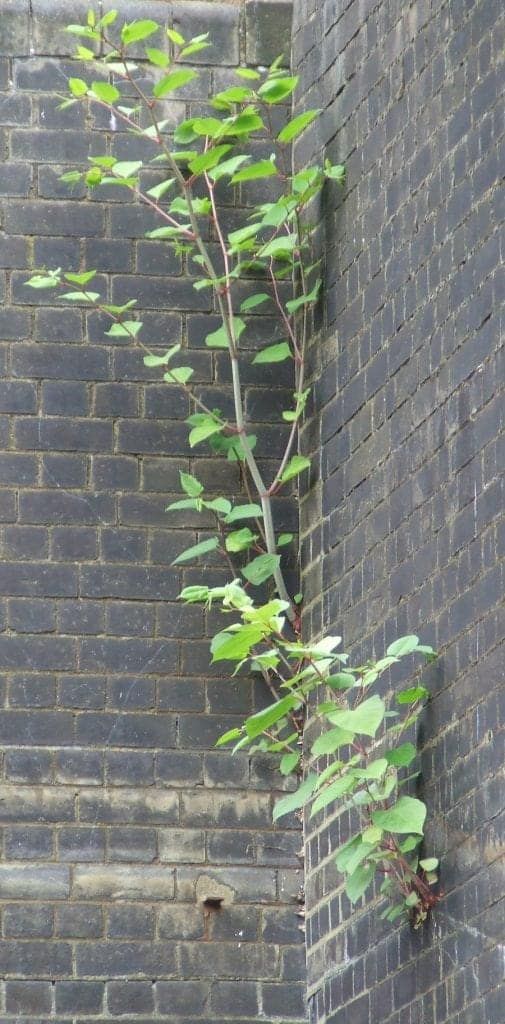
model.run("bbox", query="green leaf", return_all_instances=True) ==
[209,154,250,182]
[245,695,299,738]
[400,836,421,853]
[179,472,203,498]
[242,553,280,585]
[385,742,417,767]
[362,826,383,844]
[104,320,142,338]
[420,857,439,871]
[329,695,385,738]
[143,345,180,367]
[397,686,429,704]
[240,292,269,312]
[121,19,159,45]
[188,144,232,175]
[90,81,120,104]
[311,726,354,757]
[146,46,169,67]
[258,75,298,104]
[212,624,264,665]
[253,342,291,365]
[215,726,242,748]
[25,274,60,289]
[231,159,278,183]
[372,796,427,835]
[204,323,232,349]
[60,170,83,184]
[64,270,96,286]
[386,635,419,658]
[345,863,375,903]
[225,504,263,524]
[204,497,231,516]
[277,109,321,143]
[405,891,421,908]
[324,161,346,183]
[165,498,198,512]
[280,752,300,776]
[180,35,210,57]
[351,758,388,780]
[286,279,321,314]
[228,223,262,250]
[172,537,219,565]
[341,840,377,877]
[222,108,264,136]
[153,69,198,98]
[146,178,175,200]
[69,77,88,97]
[113,160,143,179]
[165,366,193,384]
[326,673,356,690]
[166,27,185,45]
[280,455,310,483]
[272,772,318,822]
[61,291,100,302]
[310,774,356,816]
[235,67,261,80]
[188,417,223,448]
[66,24,100,40]
[277,533,293,547]
[260,233,297,259]
[334,835,361,872]
[147,226,191,240]
[225,528,256,553]
[191,116,223,138]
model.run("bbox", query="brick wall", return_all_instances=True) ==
[0,2,307,1021]
[295,0,504,1022]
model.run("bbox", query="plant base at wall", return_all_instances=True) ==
[27,7,442,928]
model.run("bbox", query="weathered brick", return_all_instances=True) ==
[0,864,69,897]
[107,904,155,940]
[75,940,177,978]
[56,904,103,939]
[58,827,106,863]
[107,980,154,1015]
[79,788,178,825]
[4,903,54,937]
[54,981,104,1014]
[4,825,54,859]
[107,827,157,863]
[6,981,52,1015]
[0,785,75,822]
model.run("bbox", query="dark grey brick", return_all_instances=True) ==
[54,982,104,1014]
[41,453,87,488]
[4,904,54,938]
[58,827,106,863]
[41,382,89,416]
[6,981,52,1015]
[107,980,155,1014]
[6,199,104,237]
[5,826,54,860]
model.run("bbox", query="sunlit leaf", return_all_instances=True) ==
[272,772,317,822]
[242,553,280,585]
[172,537,219,565]
[372,797,427,835]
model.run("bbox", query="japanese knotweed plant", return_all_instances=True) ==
[27,10,442,927]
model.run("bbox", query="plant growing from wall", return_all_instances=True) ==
[27,10,442,927]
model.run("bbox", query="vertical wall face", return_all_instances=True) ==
[295,0,504,1022]
[0,2,307,1021]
